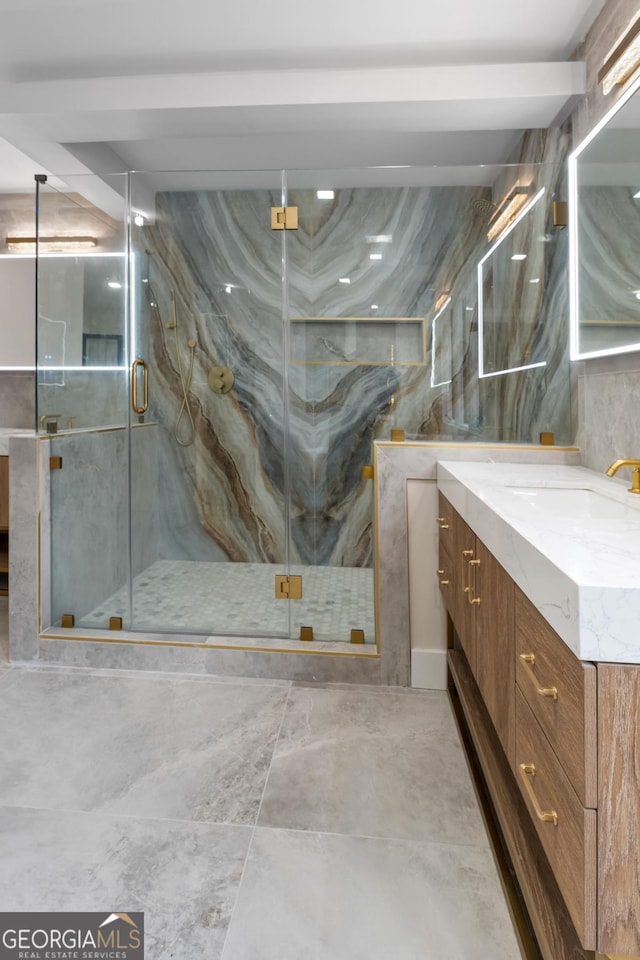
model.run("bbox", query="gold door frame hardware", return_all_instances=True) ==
[208,365,235,395]
[131,358,149,414]
[518,653,559,700]
[60,614,75,628]
[361,465,374,481]
[271,206,299,230]
[350,628,365,644]
[300,625,314,641]
[390,428,405,442]
[109,616,123,631]
[518,763,558,826]
[275,574,303,600]
[49,456,63,470]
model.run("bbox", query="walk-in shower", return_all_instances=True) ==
[34,142,573,654]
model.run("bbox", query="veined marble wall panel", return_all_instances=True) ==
[0,371,35,428]
[141,171,572,571]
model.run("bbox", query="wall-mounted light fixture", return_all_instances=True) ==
[5,236,97,253]
[486,185,536,243]
[598,11,640,95]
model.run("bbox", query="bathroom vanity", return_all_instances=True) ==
[437,461,640,959]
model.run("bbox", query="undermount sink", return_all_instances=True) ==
[503,483,640,521]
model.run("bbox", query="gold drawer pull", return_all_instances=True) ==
[440,578,449,585]
[519,653,558,700]
[518,763,558,826]
[468,558,481,604]
[437,569,445,575]
[462,549,474,557]
[437,517,449,529]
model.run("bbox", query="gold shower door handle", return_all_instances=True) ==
[131,359,149,414]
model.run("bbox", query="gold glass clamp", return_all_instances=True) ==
[271,206,299,230]
[518,763,558,826]
[131,358,149,414]
[519,653,558,700]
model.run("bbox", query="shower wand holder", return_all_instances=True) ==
[208,365,235,395]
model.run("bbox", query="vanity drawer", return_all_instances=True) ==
[515,588,597,808]
[515,688,596,949]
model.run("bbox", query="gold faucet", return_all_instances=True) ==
[606,459,640,494]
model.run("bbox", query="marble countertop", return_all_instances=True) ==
[0,427,35,455]
[437,460,640,664]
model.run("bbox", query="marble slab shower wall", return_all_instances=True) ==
[140,159,573,573]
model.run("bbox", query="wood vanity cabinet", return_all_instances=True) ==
[438,493,514,764]
[0,456,8,594]
[439,492,640,958]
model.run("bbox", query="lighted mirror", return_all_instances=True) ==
[477,187,548,378]
[569,72,640,359]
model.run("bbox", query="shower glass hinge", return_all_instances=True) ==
[275,574,303,599]
[271,206,299,230]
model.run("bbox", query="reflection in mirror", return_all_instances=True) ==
[478,187,548,378]
[430,296,452,387]
[570,72,640,359]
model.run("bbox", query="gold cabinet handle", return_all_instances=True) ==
[437,517,449,529]
[518,763,558,826]
[440,579,450,585]
[131,358,149,414]
[519,653,558,700]
[436,568,449,585]
[468,558,481,604]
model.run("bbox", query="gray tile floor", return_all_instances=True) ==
[0,602,522,960]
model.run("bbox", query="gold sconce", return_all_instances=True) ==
[5,236,97,253]
[486,185,535,242]
[599,11,640,95]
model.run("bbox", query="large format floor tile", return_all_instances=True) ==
[221,827,521,960]
[0,806,251,960]
[258,685,487,845]
[0,670,289,823]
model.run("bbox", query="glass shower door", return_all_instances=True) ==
[127,172,291,639]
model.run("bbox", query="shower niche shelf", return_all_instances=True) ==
[290,316,426,366]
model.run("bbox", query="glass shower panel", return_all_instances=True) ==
[128,171,291,638]
[284,174,444,644]
[36,175,131,630]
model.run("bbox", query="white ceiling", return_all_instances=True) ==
[0,0,607,203]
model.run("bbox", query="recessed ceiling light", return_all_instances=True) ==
[371,304,379,310]
[634,191,640,199]
[225,285,232,294]
[529,278,540,284]
[511,254,527,261]
[634,290,640,300]
[365,235,392,243]
[339,277,350,284]
[134,214,145,227]
[107,281,122,289]
[370,253,383,261]
[317,190,334,200]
